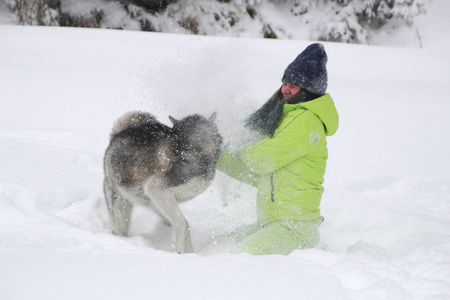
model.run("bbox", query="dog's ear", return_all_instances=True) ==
[169,116,179,125]
[209,112,217,122]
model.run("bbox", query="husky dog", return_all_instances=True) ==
[103,111,222,253]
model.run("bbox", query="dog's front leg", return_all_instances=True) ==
[144,187,194,254]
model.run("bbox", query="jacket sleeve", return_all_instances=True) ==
[239,111,314,175]
[216,149,260,187]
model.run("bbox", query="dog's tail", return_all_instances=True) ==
[110,111,157,139]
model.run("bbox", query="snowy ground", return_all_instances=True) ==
[1,3,450,299]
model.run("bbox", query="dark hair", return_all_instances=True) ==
[245,89,283,137]
[245,87,321,137]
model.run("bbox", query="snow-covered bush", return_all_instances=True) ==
[134,0,263,37]
[4,0,428,46]
[264,0,427,44]
[7,0,59,25]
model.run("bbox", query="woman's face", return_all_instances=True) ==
[281,83,301,99]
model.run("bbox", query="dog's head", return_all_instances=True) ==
[170,113,223,179]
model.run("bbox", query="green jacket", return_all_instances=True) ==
[217,93,339,225]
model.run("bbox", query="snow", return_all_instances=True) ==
[1,2,450,299]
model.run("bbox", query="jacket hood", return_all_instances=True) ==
[285,93,339,136]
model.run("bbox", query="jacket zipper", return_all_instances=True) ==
[270,174,275,202]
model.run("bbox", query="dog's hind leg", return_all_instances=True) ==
[110,193,133,237]
[144,185,193,254]
[104,179,133,237]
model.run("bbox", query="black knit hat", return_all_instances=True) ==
[281,43,328,95]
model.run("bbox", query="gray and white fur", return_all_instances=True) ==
[103,111,222,253]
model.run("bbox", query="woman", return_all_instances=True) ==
[217,43,339,255]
